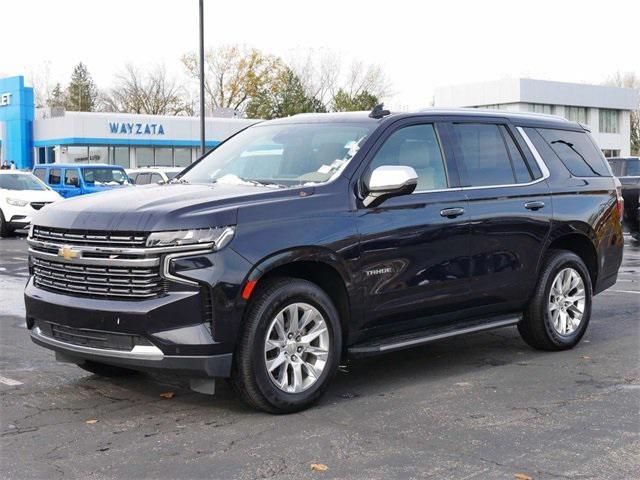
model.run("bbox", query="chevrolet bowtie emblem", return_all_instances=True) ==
[58,245,80,261]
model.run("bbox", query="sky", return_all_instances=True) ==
[1,0,639,109]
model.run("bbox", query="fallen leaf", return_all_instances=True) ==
[514,474,532,480]
[160,391,175,399]
[310,463,328,472]
[580,355,591,360]
[85,419,99,424]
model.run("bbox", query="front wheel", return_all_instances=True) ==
[0,210,12,237]
[518,250,592,351]
[231,278,342,414]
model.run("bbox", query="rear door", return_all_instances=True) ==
[447,119,552,314]
[355,118,471,335]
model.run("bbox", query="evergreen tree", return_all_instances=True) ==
[332,89,379,112]
[47,83,66,108]
[65,62,97,111]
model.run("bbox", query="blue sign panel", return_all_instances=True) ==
[0,76,34,169]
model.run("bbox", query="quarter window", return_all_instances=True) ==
[367,124,448,191]
[537,128,609,177]
[452,123,516,187]
[48,168,61,185]
[500,126,535,183]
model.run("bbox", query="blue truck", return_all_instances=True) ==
[32,164,131,198]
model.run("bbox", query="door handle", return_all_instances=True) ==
[440,207,465,218]
[524,201,545,211]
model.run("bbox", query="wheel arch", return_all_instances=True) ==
[238,247,354,347]
[544,230,599,290]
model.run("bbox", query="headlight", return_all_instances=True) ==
[146,226,235,249]
[6,198,29,207]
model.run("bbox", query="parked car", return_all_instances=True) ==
[33,164,131,198]
[24,108,624,413]
[0,171,61,236]
[607,156,639,237]
[126,167,184,185]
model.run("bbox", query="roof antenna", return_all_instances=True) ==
[369,103,391,119]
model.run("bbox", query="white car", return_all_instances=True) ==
[0,171,62,237]
[126,167,184,185]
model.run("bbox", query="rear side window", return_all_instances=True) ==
[33,168,46,181]
[48,168,61,185]
[150,173,163,183]
[452,123,517,187]
[537,128,609,177]
[500,126,535,183]
[64,169,80,187]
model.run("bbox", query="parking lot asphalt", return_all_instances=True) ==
[1,232,638,480]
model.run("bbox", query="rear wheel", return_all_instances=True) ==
[518,250,592,351]
[76,361,139,377]
[231,278,342,414]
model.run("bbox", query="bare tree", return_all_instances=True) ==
[182,45,280,115]
[99,64,189,115]
[605,72,640,155]
[27,61,54,109]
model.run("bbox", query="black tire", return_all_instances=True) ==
[0,209,11,238]
[231,278,342,414]
[518,250,592,351]
[76,361,139,377]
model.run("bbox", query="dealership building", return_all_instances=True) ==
[0,75,257,170]
[434,78,639,157]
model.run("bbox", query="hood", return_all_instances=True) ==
[32,183,283,231]
[1,189,62,203]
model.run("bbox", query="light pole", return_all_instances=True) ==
[199,0,206,156]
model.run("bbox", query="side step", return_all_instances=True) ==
[348,315,521,357]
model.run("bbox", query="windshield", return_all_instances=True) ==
[82,168,128,186]
[0,173,48,191]
[180,122,375,187]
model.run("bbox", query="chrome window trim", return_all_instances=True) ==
[367,126,551,199]
[31,326,165,361]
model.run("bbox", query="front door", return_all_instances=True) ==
[355,120,471,336]
[62,168,82,197]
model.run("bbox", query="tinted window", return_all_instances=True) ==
[626,160,640,176]
[33,168,46,181]
[537,128,609,177]
[607,159,623,176]
[367,124,448,191]
[500,126,534,183]
[82,167,128,185]
[128,173,139,184]
[64,169,80,187]
[48,168,61,185]
[150,173,163,183]
[135,173,151,185]
[452,123,515,187]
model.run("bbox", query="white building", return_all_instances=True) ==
[434,78,639,157]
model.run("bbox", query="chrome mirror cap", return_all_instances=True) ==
[364,166,418,207]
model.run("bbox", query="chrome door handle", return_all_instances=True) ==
[524,201,545,211]
[440,207,465,218]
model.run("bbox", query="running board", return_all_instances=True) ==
[348,315,521,357]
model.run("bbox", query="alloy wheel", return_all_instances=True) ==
[264,302,330,394]
[548,267,586,336]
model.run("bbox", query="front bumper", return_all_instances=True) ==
[24,278,234,378]
[30,325,232,377]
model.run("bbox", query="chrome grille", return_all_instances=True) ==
[32,257,163,299]
[32,226,147,248]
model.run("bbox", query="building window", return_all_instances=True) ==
[174,148,192,167]
[89,146,108,163]
[527,104,554,114]
[599,109,619,133]
[136,147,154,167]
[154,148,173,166]
[602,149,620,158]
[564,106,588,124]
[66,146,89,162]
[111,147,130,168]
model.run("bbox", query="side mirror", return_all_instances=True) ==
[363,165,418,208]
